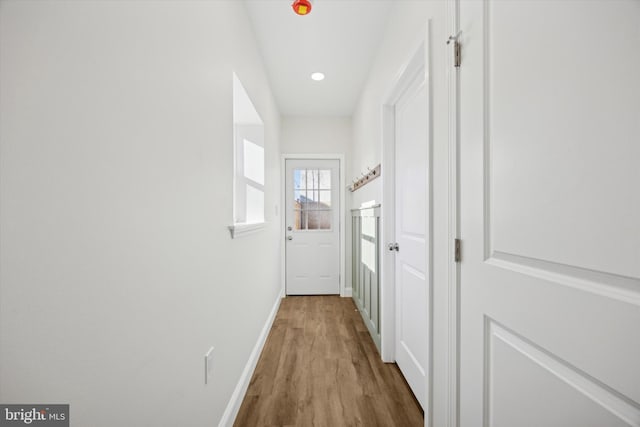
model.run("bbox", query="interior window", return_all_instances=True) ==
[233,73,264,225]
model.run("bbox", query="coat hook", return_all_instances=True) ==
[349,163,381,192]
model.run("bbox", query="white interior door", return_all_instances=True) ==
[394,68,429,409]
[285,159,340,295]
[458,1,640,426]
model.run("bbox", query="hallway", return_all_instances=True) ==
[234,296,423,427]
[1,2,638,426]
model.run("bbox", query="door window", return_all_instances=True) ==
[293,169,332,230]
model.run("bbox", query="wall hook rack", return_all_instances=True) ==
[349,164,381,192]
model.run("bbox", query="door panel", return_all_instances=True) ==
[488,320,636,427]
[285,159,340,295]
[486,1,640,278]
[459,1,640,425]
[395,72,429,409]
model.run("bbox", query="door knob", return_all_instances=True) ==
[287,226,292,231]
[287,236,293,241]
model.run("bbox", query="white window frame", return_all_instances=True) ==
[229,73,265,239]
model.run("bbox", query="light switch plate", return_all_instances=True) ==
[205,347,215,385]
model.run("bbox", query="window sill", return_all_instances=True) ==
[228,222,266,239]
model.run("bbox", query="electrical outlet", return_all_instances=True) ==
[205,347,215,385]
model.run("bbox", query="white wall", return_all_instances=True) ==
[0,1,281,426]
[350,2,452,426]
[281,116,351,156]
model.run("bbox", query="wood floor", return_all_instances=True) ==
[234,295,423,427]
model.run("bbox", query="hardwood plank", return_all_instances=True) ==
[245,317,287,396]
[234,296,423,427]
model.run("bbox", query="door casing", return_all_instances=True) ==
[381,20,433,425]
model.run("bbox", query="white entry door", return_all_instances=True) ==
[458,1,640,426]
[285,159,340,295]
[393,67,429,409]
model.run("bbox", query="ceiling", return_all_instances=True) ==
[244,0,395,117]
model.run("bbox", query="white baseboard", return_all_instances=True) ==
[342,287,353,297]
[218,290,283,427]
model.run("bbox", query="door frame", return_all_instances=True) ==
[443,2,460,427]
[280,154,346,296]
[381,20,433,423]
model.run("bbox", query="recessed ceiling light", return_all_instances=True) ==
[311,72,325,81]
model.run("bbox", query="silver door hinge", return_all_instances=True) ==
[454,239,461,263]
[447,32,462,68]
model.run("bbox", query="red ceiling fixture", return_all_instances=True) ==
[292,0,313,16]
